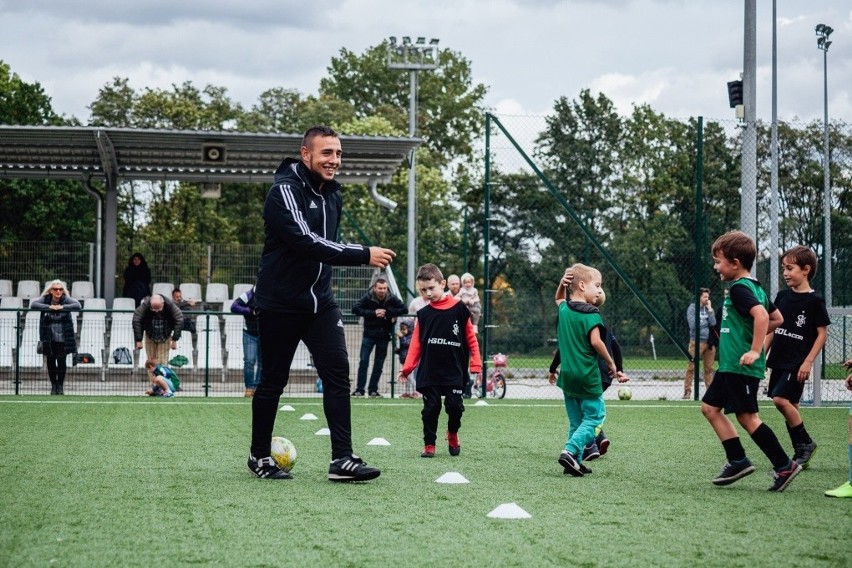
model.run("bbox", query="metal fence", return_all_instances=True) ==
[479,112,851,404]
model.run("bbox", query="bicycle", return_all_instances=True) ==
[475,353,507,399]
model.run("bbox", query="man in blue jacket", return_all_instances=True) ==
[248,125,396,482]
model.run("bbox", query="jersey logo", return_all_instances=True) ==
[795,313,806,328]
[452,321,460,337]
[310,200,318,209]
[337,319,344,328]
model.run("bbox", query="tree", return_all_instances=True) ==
[0,61,94,243]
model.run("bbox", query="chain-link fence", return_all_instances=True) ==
[479,111,851,404]
[0,264,408,397]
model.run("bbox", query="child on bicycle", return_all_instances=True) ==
[398,263,482,458]
[551,264,627,477]
[549,288,623,461]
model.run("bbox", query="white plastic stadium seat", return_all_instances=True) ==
[71,281,96,301]
[196,316,223,370]
[77,314,106,369]
[19,310,43,367]
[16,280,41,302]
[0,297,23,367]
[152,282,174,298]
[205,283,229,304]
[178,283,202,303]
[224,311,244,371]
[0,279,13,298]
[107,316,136,369]
[232,283,253,299]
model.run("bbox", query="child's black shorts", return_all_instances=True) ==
[767,368,805,404]
[701,371,760,414]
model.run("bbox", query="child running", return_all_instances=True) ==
[398,263,482,458]
[701,230,800,491]
[552,264,627,477]
[764,246,830,469]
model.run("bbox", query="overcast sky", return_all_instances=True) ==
[1,0,850,126]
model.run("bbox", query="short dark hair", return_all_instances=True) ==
[711,231,756,271]
[700,287,710,295]
[782,245,818,282]
[302,125,338,149]
[373,278,387,286]
[416,263,444,283]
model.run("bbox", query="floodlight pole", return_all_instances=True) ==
[769,0,779,300]
[816,24,833,307]
[387,36,439,302]
[740,0,757,245]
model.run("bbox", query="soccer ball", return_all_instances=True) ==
[617,386,632,400]
[270,436,298,472]
[595,289,606,308]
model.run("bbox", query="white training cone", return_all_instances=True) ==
[367,437,391,446]
[435,472,469,484]
[487,503,531,519]
[300,413,318,420]
[474,400,489,406]
[315,428,330,436]
[279,404,295,412]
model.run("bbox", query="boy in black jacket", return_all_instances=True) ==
[398,263,482,458]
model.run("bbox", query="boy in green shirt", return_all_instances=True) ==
[701,231,801,491]
[552,264,627,477]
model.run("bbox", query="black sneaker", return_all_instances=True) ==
[558,451,584,477]
[597,434,610,456]
[368,392,383,398]
[328,454,381,482]
[351,391,365,397]
[793,441,817,469]
[248,455,293,479]
[768,460,802,492]
[583,442,601,461]
[712,458,755,486]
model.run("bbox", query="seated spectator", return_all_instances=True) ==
[172,288,197,334]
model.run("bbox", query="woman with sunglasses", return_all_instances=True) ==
[31,280,81,394]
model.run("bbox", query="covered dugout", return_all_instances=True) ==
[0,125,420,302]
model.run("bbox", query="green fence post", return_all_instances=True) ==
[692,117,705,401]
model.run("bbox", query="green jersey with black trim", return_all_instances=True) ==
[719,277,769,379]
[556,301,605,398]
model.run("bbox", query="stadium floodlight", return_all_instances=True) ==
[386,36,440,301]
[816,23,834,305]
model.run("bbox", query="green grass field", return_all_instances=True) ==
[1,397,849,567]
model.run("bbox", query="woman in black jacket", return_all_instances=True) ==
[31,280,81,394]
[122,252,152,307]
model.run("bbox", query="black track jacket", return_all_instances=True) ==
[255,158,370,314]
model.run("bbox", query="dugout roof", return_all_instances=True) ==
[0,125,420,184]
[0,125,420,302]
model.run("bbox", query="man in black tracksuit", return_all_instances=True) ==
[248,125,396,482]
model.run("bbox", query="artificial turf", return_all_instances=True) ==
[0,397,849,567]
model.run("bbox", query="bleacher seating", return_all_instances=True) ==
[0,279,13,298]
[71,281,96,301]
[178,283,202,303]
[232,283,253,299]
[152,282,174,298]
[205,283,229,305]
[111,297,136,313]
[16,280,41,302]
